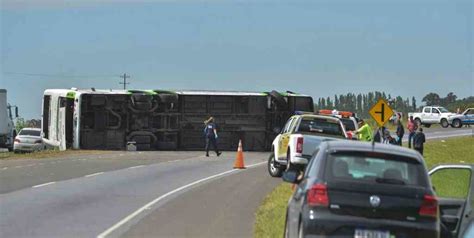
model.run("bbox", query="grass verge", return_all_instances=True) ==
[253,136,474,238]
[0,149,111,160]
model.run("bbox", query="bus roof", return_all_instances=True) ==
[43,89,311,97]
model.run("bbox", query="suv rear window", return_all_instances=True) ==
[297,118,344,138]
[326,152,427,187]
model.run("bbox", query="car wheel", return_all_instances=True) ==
[441,119,449,128]
[424,124,431,128]
[453,119,462,128]
[268,153,283,177]
[415,118,422,127]
[298,221,305,238]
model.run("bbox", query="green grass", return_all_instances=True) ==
[254,182,294,238]
[0,149,111,160]
[253,136,474,238]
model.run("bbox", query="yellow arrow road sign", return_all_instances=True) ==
[369,99,394,127]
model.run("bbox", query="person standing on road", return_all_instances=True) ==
[204,117,222,157]
[396,115,405,146]
[413,128,426,155]
[407,116,418,148]
[354,119,373,142]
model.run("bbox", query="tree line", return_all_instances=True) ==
[313,92,474,119]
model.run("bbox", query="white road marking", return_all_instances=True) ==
[2,167,8,170]
[128,165,145,169]
[96,161,266,238]
[32,182,56,188]
[85,172,104,177]
[14,166,23,168]
[167,160,180,163]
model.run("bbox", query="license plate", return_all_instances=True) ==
[354,229,390,238]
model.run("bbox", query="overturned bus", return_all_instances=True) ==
[42,89,313,151]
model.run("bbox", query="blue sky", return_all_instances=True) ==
[1,0,473,119]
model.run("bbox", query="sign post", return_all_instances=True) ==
[369,99,395,144]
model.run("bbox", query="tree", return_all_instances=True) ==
[15,117,27,132]
[412,96,417,111]
[326,97,332,108]
[442,92,457,106]
[422,93,441,106]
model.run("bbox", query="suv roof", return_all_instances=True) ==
[322,140,424,164]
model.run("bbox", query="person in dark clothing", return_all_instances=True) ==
[413,128,426,155]
[396,116,405,146]
[407,116,418,148]
[204,117,221,157]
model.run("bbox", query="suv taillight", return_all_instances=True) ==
[296,137,304,154]
[419,195,438,218]
[307,183,329,207]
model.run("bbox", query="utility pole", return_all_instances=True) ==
[119,73,130,90]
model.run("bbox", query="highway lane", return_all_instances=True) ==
[0,151,210,194]
[395,127,472,141]
[0,152,268,238]
[123,165,279,238]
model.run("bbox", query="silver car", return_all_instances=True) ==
[13,128,43,153]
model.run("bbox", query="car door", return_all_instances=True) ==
[285,152,319,238]
[464,109,474,124]
[429,165,474,238]
[432,108,442,123]
[422,107,432,123]
[279,117,299,159]
[278,117,295,159]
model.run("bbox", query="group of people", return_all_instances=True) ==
[353,114,426,155]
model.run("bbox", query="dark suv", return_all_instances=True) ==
[283,140,439,238]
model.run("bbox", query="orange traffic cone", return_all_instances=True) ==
[233,140,246,169]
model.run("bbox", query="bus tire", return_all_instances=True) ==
[270,90,287,109]
[158,94,178,104]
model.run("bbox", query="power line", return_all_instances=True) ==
[119,73,130,90]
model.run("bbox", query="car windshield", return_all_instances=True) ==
[297,118,344,137]
[325,152,427,187]
[340,118,356,131]
[438,107,450,113]
[19,129,41,137]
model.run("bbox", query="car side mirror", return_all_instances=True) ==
[282,170,300,184]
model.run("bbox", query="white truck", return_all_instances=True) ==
[0,89,18,151]
[267,113,348,177]
[408,106,456,128]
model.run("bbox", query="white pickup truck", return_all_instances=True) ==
[408,106,456,128]
[267,114,348,177]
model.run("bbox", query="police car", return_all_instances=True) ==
[267,113,348,177]
[317,109,359,139]
[448,108,474,128]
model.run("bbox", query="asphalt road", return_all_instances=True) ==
[0,127,471,238]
